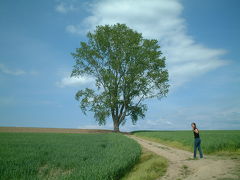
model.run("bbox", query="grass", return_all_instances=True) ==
[121,148,167,180]
[0,132,141,180]
[133,130,240,154]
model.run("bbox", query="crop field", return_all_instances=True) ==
[0,132,141,180]
[133,130,240,154]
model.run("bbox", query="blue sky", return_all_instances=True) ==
[0,0,239,131]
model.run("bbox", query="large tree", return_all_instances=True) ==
[71,24,169,132]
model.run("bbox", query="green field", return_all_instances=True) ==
[133,130,240,154]
[0,132,141,180]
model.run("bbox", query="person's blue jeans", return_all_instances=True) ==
[194,138,203,158]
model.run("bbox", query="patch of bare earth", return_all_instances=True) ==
[0,127,113,133]
[38,164,73,179]
[128,135,240,180]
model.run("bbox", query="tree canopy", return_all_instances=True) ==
[71,23,169,132]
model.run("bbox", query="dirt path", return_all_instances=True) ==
[128,135,239,180]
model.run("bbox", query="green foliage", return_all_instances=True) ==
[133,130,240,154]
[71,23,169,131]
[0,133,141,180]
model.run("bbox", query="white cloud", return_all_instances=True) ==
[66,0,228,88]
[66,25,83,34]
[55,2,76,14]
[166,121,173,125]
[0,64,26,76]
[57,75,95,87]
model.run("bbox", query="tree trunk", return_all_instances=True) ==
[113,120,120,132]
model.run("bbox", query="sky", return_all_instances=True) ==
[0,0,239,131]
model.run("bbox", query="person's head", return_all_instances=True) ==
[191,122,196,129]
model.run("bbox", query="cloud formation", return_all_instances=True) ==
[66,25,82,34]
[0,64,26,76]
[57,75,95,88]
[55,2,76,14]
[66,0,228,88]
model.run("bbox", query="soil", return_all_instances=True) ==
[0,127,113,133]
[128,135,240,180]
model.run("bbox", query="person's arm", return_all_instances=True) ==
[194,128,199,133]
